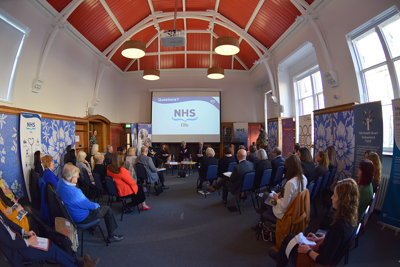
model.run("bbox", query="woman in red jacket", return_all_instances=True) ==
[107,152,150,211]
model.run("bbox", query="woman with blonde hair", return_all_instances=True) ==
[198,148,218,191]
[88,144,99,171]
[124,147,138,182]
[76,151,94,182]
[42,155,59,188]
[316,151,329,178]
[367,152,381,192]
[270,178,359,266]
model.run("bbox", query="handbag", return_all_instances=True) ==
[261,222,276,244]
[154,180,163,196]
[178,170,187,177]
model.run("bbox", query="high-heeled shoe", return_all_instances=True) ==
[142,206,151,211]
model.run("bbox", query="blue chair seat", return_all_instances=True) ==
[76,219,100,229]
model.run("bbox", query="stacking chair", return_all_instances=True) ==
[270,165,284,188]
[331,223,361,266]
[225,172,256,214]
[196,165,218,198]
[320,171,331,193]
[355,206,369,248]
[136,163,153,196]
[328,168,337,189]
[255,169,272,208]
[310,176,323,216]
[105,176,139,221]
[92,173,105,203]
[227,162,237,172]
[252,159,259,170]
[29,168,42,210]
[362,193,376,234]
[54,195,108,256]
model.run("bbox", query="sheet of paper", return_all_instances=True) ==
[223,172,232,177]
[168,162,178,165]
[285,233,316,258]
[157,168,166,171]
[31,237,49,251]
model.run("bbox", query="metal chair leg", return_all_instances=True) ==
[250,192,255,209]
[80,230,84,256]
[96,225,108,246]
[235,195,241,214]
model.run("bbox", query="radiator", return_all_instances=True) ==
[375,174,390,211]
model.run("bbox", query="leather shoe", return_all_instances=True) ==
[142,206,151,211]
[162,186,169,189]
[268,248,279,262]
[107,235,124,243]
[206,185,215,192]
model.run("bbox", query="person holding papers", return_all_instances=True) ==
[269,178,359,266]
[0,209,100,267]
[137,146,169,189]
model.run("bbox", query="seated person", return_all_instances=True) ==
[124,147,138,182]
[76,151,94,182]
[195,142,208,167]
[367,152,381,192]
[297,147,317,184]
[144,142,162,168]
[104,145,114,164]
[270,178,359,266]
[217,146,236,178]
[34,151,43,178]
[357,159,374,220]
[107,152,150,211]
[85,144,99,171]
[57,164,123,243]
[255,155,307,225]
[0,208,99,267]
[158,143,171,163]
[247,145,258,162]
[136,146,169,189]
[253,149,272,190]
[117,146,127,155]
[179,141,190,162]
[0,188,30,232]
[207,149,253,203]
[42,155,59,188]
[93,153,108,188]
[271,147,285,185]
[316,151,329,178]
[0,177,17,201]
[198,148,219,190]
[288,143,300,156]
[65,149,76,165]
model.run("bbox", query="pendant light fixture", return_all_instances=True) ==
[121,40,146,59]
[215,36,240,56]
[143,69,160,81]
[207,67,224,79]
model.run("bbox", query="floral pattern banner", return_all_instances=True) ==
[41,119,61,177]
[59,120,75,174]
[268,121,278,156]
[333,111,355,184]
[0,114,23,198]
[314,114,333,166]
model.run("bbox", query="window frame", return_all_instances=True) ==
[347,6,400,153]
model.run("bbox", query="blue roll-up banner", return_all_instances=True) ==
[378,99,400,231]
[233,123,248,150]
[352,101,383,178]
[19,112,42,200]
[131,123,137,155]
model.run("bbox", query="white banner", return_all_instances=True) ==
[299,114,313,153]
[19,112,41,200]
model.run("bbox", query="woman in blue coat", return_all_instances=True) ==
[42,155,59,188]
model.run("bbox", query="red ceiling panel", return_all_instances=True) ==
[68,0,121,52]
[139,55,159,70]
[248,0,300,48]
[159,19,185,32]
[161,54,185,69]
[236,40,258,69]
[146,38,158,53]
[187,54,210,68]
[212,24,239,39]
[212,54,232,69]
[187,33,211,51]
[161,46,184,52]
[127,60,138,71]
[186,19,210,31]
[218,0,259,29]
[105,0,151,31]
[186,0,216,11]
[305,0,315,4]
[130,27,158,45]
[152,0,183,12]
[234,58,246,70]
[46,0,72,12]
[111,45,133,71]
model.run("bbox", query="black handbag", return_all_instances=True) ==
[154,181,163,196]
[178,170,187,177]
[261,222,276,244]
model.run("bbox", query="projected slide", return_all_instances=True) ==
[152,91,220,142]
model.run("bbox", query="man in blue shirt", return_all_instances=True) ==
[57,164,123,243]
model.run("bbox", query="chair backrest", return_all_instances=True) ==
[54,194,77,228]
[320,171,331,191]
[328,168,337,188]
[252,159,259,170]
[274,166,284,182]
[364,193,376,226]
[82,168,92,186]
[360,205,370,224]
[331,223,361,266]
[206,165,218,180]
[92,173,104,191]
[241,172,255,192]
[259,169,272,188]
[311,176,323,200]
[29,168,42,210]
[136,163,148,182]
[307,181,315,198]
[105,176,119,198]
[46,183,64,227]
[227,162,237,172]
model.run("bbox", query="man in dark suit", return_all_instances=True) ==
[137,146,169,189]
[247,145,258,162]
[104,145,114,164]
[271,147,285,185]
[198,148,219,190]
[207,149,253,203]
[144,142,163,168]
[195,142,208,167]
[0,209,99,267]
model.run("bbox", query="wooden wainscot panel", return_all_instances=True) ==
[313,102,358,116]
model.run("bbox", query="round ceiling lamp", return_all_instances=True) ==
[121,40,146,59]
[143,69,160,81]
[215,36,240,56]
[207,67,224,79]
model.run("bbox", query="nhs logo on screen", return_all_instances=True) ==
[172,109,198,125]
